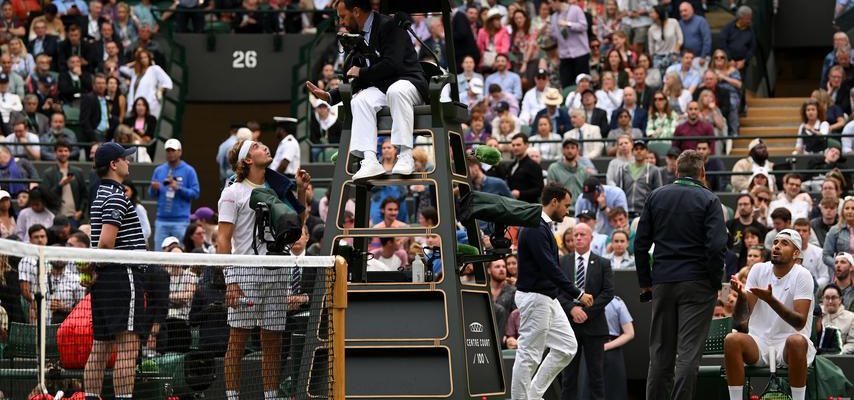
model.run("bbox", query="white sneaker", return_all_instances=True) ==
[391,153,414,175]
[352,158,386,181]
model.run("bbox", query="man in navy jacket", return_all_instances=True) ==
[635,150,727,400]
[512,184,593,400]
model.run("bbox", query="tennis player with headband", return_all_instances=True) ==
[724,229,816,400]
[217,138,310,400]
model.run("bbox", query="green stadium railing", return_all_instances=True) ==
[154,13,189,148]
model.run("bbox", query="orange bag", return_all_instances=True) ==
[56,295,117,369]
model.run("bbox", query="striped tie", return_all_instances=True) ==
[575,256,585,290]
[291,265,302,294]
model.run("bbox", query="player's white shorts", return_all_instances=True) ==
[227,266,291,332]
[748,333,816,368]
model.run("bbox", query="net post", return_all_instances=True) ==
[331,256,348,400]
[38,246,46,393]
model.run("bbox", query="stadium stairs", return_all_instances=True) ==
[734,95,804,156]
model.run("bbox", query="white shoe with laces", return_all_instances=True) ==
[352,157,386,181]
[391,153,414,175]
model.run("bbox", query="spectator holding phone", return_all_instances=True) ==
[149,138,199,251]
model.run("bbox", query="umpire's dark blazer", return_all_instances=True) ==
[328,11,428,106]
[558,251,614,336]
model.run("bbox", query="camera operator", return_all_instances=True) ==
[305,0,427,181]
[217,138,310,400]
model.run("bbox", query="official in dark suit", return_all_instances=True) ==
[506,133,545,204]
[635,150,727,400]
[512,184,593,399]
[306,0,427,181]
[558,222,614,400]
[79,74,112,144]
[451,4,480,69]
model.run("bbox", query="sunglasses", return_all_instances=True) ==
[757,197,770,202]
[714,56,726,59]
[654,97,666,101]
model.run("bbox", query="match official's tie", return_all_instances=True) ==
[291,265,302,295]
[575,255,585,290]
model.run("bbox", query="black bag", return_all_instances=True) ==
[196,303,229,357]
[802,127,828,153]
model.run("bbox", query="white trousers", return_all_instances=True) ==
[511,291,578,400]
[349,80,421,157]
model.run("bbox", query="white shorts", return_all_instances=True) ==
[748,333,816,368]
[227,267,292,332]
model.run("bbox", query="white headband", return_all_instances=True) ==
[237,140,255,162]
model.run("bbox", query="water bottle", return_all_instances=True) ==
[412,257,425,283]
[239,297,254,308]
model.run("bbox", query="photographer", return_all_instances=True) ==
[217,138,310,400]
[305,0,427,181]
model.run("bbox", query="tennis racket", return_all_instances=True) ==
[759,347,792,400]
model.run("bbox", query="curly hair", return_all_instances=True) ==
[228,139,252,182]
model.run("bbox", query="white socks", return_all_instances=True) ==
[791,386,806,400]
[728,385,743,400]
[264,390,278,400]
[728,384,805,400]
[226,390,239,400]
[364,150,377,161]
[399,146,412,157]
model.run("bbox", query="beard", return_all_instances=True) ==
[750,150,768,165]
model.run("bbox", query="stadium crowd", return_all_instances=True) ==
[299,0,854,363]
[2,0,854,398]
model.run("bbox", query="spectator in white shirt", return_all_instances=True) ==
[818,284,854,354]
[4,120,39,160]
[768,174,811,225]
[795,99,830,155]
[793,218,830,290]
[519,68,550,125]
[595,72,624,123]
[605,229,635,269]
[0,72,22,130]
[529,115,562,161]
[46,259,84,324]
[564,73,593,110]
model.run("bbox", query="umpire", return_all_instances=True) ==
[634,150,727,400]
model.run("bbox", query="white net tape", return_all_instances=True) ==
[0,239,335,267]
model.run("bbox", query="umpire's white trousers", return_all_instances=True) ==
[349,80,421,157]
[511,291,578,400]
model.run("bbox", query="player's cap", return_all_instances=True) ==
[774,229,802,253]
[94,142,135,168]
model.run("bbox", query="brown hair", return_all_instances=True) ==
[800,99,826,123]
[228,139,252,182]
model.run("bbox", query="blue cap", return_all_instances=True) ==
[94,142,135,168]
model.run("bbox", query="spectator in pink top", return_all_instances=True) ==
[476,9,510,72]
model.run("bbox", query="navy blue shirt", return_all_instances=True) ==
[516,214,583,299]
[634,177,727,288]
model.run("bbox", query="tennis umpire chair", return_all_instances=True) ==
[313,0,507,398]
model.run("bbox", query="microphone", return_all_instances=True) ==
[473,145,502,166]
[394,11,412,29]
